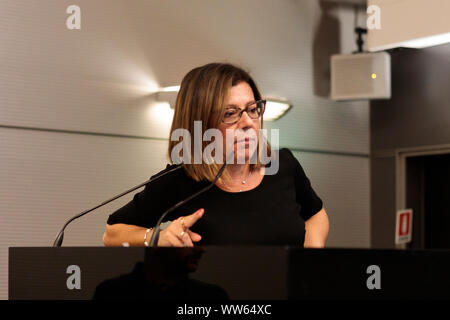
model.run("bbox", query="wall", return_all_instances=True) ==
[371,43,450,248]
[0,0,370,299]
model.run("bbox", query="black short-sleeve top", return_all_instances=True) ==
[107,148,323,246]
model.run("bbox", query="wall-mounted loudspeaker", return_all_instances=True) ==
[331,51,391,101]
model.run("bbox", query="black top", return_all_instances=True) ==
[107,148,323,246]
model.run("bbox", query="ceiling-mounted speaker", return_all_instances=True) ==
[331,51,391,101]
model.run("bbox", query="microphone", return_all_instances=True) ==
[52,164,183,247]
[148,158,230,247]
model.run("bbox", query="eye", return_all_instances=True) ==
[224,109,238,117]
[248,106,259,114]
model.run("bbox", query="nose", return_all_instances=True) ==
[236,109,255,130]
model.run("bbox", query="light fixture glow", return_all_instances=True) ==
[149,102,174,123]
[160,85,181,92]
[263,98,292,121]
[149,85,180,109]
[371,73,377,79]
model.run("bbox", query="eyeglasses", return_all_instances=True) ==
[221,100,266,124]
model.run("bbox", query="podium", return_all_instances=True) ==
[9,246,450,300]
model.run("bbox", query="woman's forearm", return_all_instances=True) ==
[304,208,329,248]
[103,223,151,246]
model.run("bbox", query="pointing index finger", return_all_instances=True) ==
[182,208,204,229]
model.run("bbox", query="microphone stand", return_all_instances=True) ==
[52,165,183,247]
[148,160,229,247]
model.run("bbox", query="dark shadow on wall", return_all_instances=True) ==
[312,0,340,98]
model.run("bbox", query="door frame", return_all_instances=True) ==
[395,143,450,249]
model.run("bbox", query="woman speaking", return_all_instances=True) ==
[103,63,329,248]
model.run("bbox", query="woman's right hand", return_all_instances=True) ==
[157,208,204,247]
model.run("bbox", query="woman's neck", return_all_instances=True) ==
[225,163,251,180]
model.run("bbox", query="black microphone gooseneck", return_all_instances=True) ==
[149,159,230,247]
[52,165,183,247]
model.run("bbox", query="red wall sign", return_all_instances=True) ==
[396,209,413,245]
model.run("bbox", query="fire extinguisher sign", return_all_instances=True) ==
[395,209,413,245]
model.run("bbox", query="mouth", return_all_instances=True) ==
[235,137,256,144]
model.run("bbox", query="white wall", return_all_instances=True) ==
[0,0,369,299]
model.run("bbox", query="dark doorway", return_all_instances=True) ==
[407,153,450,249]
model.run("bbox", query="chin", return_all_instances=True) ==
[233,147,258,164]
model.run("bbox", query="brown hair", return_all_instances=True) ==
[168,63,271,182]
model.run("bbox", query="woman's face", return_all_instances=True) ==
[217,81,260,164]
